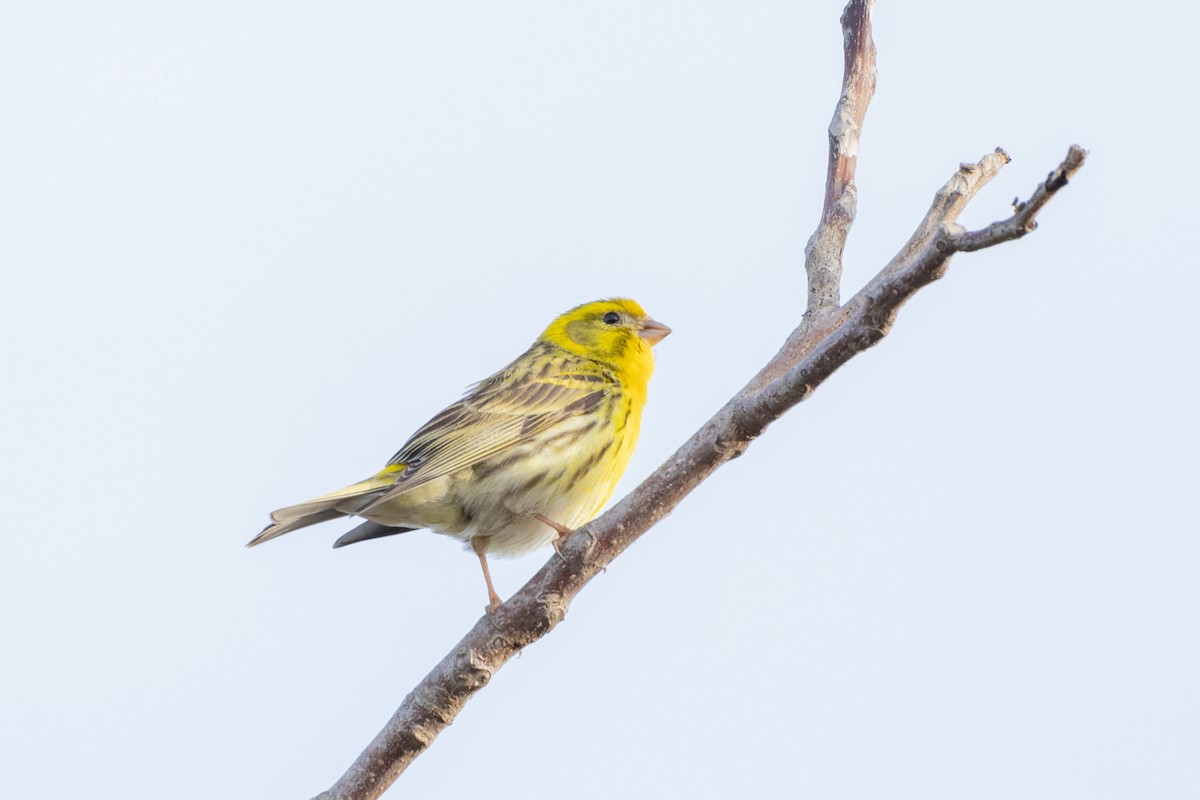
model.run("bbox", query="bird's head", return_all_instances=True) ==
[539,298,670,379]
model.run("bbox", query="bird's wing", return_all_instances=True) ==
[366,367,610,506]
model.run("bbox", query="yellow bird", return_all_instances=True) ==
[249,298,670,611]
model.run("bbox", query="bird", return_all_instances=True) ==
[248,298,670,611]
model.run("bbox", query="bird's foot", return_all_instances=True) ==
[473,538,504,615]
[535,514,574,563]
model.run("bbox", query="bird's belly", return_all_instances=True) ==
[458,416,637,556]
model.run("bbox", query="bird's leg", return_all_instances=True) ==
[471,537,503,613]
[533,513,574,561]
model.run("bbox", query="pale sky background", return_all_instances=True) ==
[3,2,1197,798]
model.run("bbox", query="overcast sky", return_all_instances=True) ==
[3,2,1197,798]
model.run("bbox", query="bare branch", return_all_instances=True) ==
[313,141,1088,799]
[308,5,1088,797]
[803,0,876,321]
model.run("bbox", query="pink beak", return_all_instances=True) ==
[637,319,672,345]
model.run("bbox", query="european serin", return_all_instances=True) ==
[249,298,670,611]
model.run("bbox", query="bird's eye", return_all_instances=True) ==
[602,311,621,325]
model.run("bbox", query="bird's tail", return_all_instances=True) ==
[247,466,404,547]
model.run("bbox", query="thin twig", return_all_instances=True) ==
[949,145,1088,252]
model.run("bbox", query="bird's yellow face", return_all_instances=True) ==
[539,298,671,373]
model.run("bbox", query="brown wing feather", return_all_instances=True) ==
[366,349,613,506]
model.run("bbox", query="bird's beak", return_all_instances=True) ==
[637,319,672,345]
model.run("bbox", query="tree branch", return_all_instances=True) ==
[804,0,876,322]
[310,4,1087,798]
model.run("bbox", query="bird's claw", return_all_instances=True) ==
[551,536,569,563]
[536,514,574,563]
